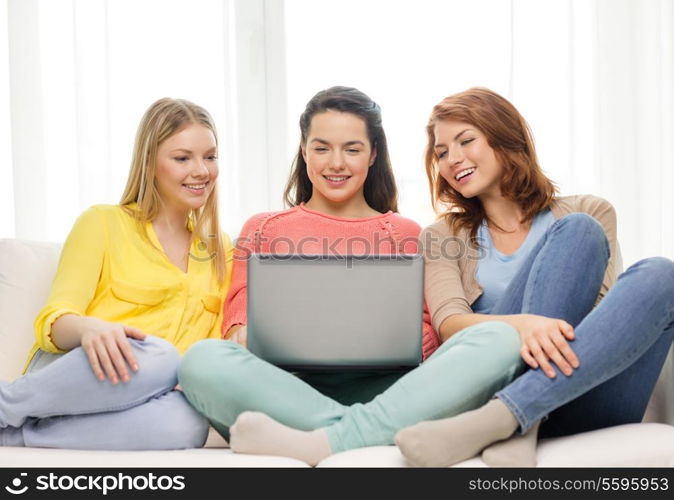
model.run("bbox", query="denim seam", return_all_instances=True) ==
[496,392,530,433]
[607,309,674,376]
[521,218,557,312]
[32,384,177,420]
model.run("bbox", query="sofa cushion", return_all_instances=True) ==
[0,239,61,381]
[0,447,309,467]
[643,348,674,426]
[316,423,674,467]
[2,423,672,467]
[534,423,674,467]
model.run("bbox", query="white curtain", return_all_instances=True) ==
[1,0,672,267]
[0,0,286,242]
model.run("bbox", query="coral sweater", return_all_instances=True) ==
[222,204,440,360]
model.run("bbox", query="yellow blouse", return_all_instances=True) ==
[28,203,233,370]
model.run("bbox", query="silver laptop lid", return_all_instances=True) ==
[247,254,423,371]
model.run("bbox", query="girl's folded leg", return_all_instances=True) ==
[3,390,208,450]
[479,212,609,467]
[182,323,521,465]
[497,257,674,434]
[326,321,523,457]
[540,321,674,438]
[492,212,610,324]
[179,339,350,465]
[0,336,180,428]
[178,339,348,435]
[398,257,674,467]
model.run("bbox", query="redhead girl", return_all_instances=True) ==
[0,98,232,449]
[395,87,674,467]
[179,86,529,465]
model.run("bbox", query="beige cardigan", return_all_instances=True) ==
[421,195,622,332]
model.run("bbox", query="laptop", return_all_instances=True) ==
[247,253,424,371]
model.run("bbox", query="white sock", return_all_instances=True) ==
[481,421,539,467]
[229,411,331,466]
[395,399,518,467]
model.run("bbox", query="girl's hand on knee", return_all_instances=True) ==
[80,317,146,384]
[514,314,579,379]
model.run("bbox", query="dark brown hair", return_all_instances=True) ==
[424,87,557,243]
[284,86,398,213]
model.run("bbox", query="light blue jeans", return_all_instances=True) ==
[0,336,208,449]
[179,321,524,454]
[490,213,674,436]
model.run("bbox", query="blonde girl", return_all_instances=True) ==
[0,98,233,450]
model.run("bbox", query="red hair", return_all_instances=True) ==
[424,87,557,244]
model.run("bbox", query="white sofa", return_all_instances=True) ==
[1,238,673,467]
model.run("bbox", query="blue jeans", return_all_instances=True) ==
[0,336,208,449]
[491,213,674,436]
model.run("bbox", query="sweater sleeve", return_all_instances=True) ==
[221,213,267,337]
[575,195,622,301]
[421,222,473,334]
[33,206,107,353]
[390,215,441,359]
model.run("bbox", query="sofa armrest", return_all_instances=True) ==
[643,345,674,425]
[0,239,61,381]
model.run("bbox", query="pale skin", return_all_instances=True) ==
[433,120,579,379]
[51,123,219,384]
[226,110,378,348]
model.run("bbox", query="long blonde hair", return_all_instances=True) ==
[120,98,227,284]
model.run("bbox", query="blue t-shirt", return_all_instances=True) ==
[472,209,555,314]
